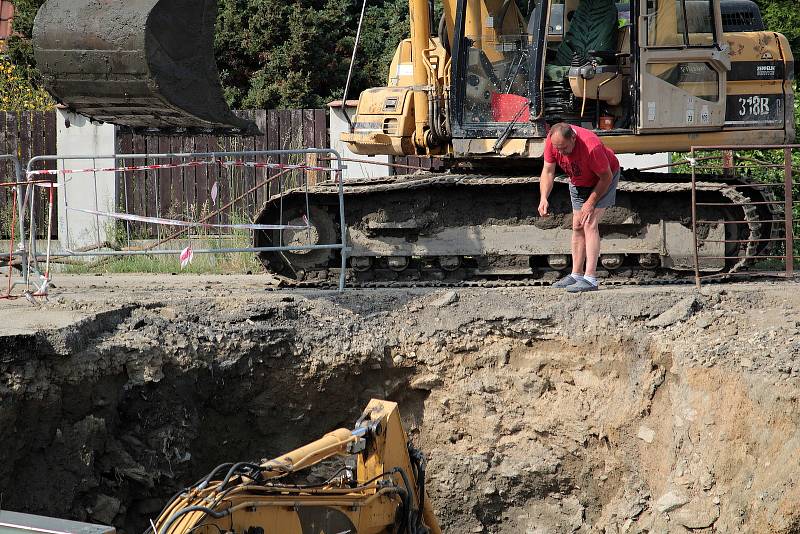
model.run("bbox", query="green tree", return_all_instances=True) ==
[754,0,800,59]
[215,0,409,109]
[5,0,800,111]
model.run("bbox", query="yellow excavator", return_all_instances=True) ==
[0,400,440,534]
[32,0,795,283]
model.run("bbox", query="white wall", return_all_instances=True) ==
[617,152,671,173]
[328,101,393,180]
[56,110,117,250]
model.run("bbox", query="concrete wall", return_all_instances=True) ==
[328,102,393,180]
[56,110,117,250]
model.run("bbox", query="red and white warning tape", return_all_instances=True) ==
[27,158,337,176]
[0,179,56,187]
[68,207,311,231]
[220,160,334,173]
[27,159,216,176]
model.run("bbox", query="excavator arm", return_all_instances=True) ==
[149,399,440,534]
[32,0,260,135]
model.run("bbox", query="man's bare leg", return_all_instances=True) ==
[583,207,606,277]
[571,211,586,275]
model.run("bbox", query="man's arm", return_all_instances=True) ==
[538,160,556,216]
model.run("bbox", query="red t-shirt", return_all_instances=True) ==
[543,126,620,187]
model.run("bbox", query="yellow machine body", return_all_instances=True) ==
[151,399,440,534]
[342,0,795,157]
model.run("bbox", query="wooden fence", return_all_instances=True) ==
[0,111,57,239]
[0,107,442,240]
[115,109,328,238]
[0,109,330,240]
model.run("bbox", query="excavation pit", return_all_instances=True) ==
[2,275,800,533]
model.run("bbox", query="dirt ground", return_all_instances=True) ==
[2,274,800,533]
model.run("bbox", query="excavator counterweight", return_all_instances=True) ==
[32,0,260,135]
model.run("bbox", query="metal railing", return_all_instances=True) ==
[26,149,350,291]
[690,144,799,288]
[0,153,41,299]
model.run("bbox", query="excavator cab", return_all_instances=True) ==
[32,0,260,135]
[451,0,626,139]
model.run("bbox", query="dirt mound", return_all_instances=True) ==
[1,276,799,533]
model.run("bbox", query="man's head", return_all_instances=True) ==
[550,123,577,155]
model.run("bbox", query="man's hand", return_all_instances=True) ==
[579,202,595,226]
[538,198,550,217]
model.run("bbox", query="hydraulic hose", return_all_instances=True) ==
[197,463,235,490]
[391,467,421,534]
[408,444,427,513]
[158,506,228,534]
[218,462,263,490]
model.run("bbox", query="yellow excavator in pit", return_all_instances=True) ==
[0,400,440,534]
[32,0,795,284]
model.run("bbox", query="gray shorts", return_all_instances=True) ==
[569,168,620,211]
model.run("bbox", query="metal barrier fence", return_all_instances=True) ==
[690,144,799,288]
[0,154,26,298]
[0,153,55,299]
[26,149,349,291]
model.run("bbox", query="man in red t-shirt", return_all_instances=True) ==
[537,123,621,292]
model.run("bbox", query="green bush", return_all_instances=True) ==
[0,55,53,111]
[215,0,410,109]
[754,0,800,59]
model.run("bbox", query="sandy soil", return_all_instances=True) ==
[2,274,800,533]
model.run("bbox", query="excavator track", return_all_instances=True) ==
[254,170,777,288]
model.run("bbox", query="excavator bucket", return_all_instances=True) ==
[32,0,260,135]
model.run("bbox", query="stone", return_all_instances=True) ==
[637,425,656,443]
[410,373,443,390]
[647,296,700,328]
[126,356,164,385]
[91,494,121,524]
[431,290,459,308]
[158,307,178,321]
[695,315,714,329]
[672,497,720,529]
[700,471,716,491]
[562,495,585,531]
[119,465,154,487]
[655,490,689,513]
[484,340,513,367]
